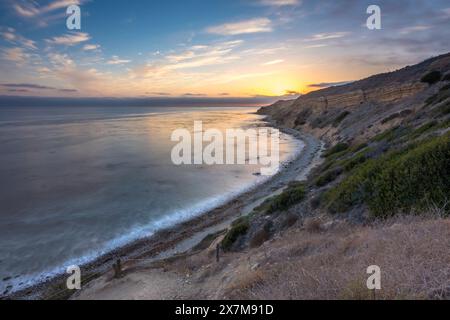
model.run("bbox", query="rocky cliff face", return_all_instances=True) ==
[259,53,450,144]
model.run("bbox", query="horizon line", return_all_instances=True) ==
[0,94,301,107]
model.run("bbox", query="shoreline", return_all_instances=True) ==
[5,119,323,300]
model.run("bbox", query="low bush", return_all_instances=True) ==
[315,167,343,187]
[350,142,368,153]
[222,218,250,251]
[341,153,369,172]
[443,73,450,81]
[267,182,306,214]
[408,121,438,140]
[324,133,450,217]
[372,125,412,143]
[421,70,442,85]
[323,143,350,158]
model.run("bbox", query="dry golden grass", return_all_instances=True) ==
[226,214,450,300]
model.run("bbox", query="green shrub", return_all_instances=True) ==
[421,71,442,85]
[372,125,412,143]
[333,111,350,127]
[372,127,397,142]
[351,142,368,153]
[408,121,438,140]
[324,133,450,217]
[267,182,306,214]
[324,159,379,213]
[436,119,450,130]
[323,143,349,158]
[315,167,343,187]
[317,143,368,181]
[320,159,335,172]
[342,153,369,172]
[222,218,250,251]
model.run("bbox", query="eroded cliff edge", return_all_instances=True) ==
[258,53,450,145]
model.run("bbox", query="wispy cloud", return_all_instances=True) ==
[43,52,112,95]
[46,32,91,46]
[182,93,207,97]
[130,40,243,78]
[442,8,450,18]
[304,32,350,41]
[165,42,242,70]
[0,83,78,93]
[206,18,272,35]
[146,92,172,96]
[107,55,131,65]
[308,81,353,89]
[1,47,29,65]
[59,88,78,93]
[0,27,37,50]
[13,0,82,17]
[284,89,301,95]
[83,44,101,51]
[399,25,432,35]
[304,44,328,49]
[217,72,273,84]
[0,83,56,90]
[258,0,301,6]
[262,59,284,66]
[11,0,86,28]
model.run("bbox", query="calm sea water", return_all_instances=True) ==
[0,106,301,293]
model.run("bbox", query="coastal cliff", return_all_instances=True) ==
[259,53,450,144]
[69,53,450,300]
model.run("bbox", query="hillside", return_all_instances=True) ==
[258,52,450,144]
[74,53,450,300]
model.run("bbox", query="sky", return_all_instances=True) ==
[0,0,449,99]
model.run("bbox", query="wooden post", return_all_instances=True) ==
[113,258,122,278]
[216,244,220,263]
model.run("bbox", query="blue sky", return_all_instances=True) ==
[0,0,449,98]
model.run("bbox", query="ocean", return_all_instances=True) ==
[0,106,301,294]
